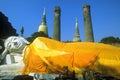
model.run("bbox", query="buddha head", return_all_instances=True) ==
[4,36,30,53]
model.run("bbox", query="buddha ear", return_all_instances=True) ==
[19,37,30,44]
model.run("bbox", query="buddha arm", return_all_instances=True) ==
[0,49,8,62]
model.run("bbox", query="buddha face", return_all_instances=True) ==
[4,36,29,53]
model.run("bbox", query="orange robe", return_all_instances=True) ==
[22,37,120,78]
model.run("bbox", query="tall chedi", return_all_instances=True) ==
[73,18,81,42]
[83,4,94,42]
[38,8,48,36]
[53,6,61,41]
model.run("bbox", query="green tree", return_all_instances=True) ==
[26,31,49,43]
[0,12,18,39]
[100,36,120,44]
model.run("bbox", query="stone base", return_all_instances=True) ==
[13,75,33,80]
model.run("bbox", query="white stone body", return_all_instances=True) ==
[0,36,29,79]
[0,36,60,80]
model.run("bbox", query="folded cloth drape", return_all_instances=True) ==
[22,37,120,78]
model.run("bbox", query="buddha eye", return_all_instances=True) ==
[13,38,17,40]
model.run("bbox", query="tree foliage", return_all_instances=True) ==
[0,39,4,53]
[26,31,49,43]
[0,12,18,39]
[100,36,120,44]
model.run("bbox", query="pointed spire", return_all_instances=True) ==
[75,17,78,29]
[41,8,46,25]
[73,17,81,42]
[43,8,46,15]
[38,8,48,35]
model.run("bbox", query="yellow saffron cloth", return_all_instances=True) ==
[22,37,120,78]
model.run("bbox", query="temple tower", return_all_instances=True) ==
[83,4,94,42]
[38,8,48,35]
[53,6,61,41]
[73,18,81,42]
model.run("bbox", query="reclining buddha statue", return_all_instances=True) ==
[0,36,29,77]
[0,36,120,79]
